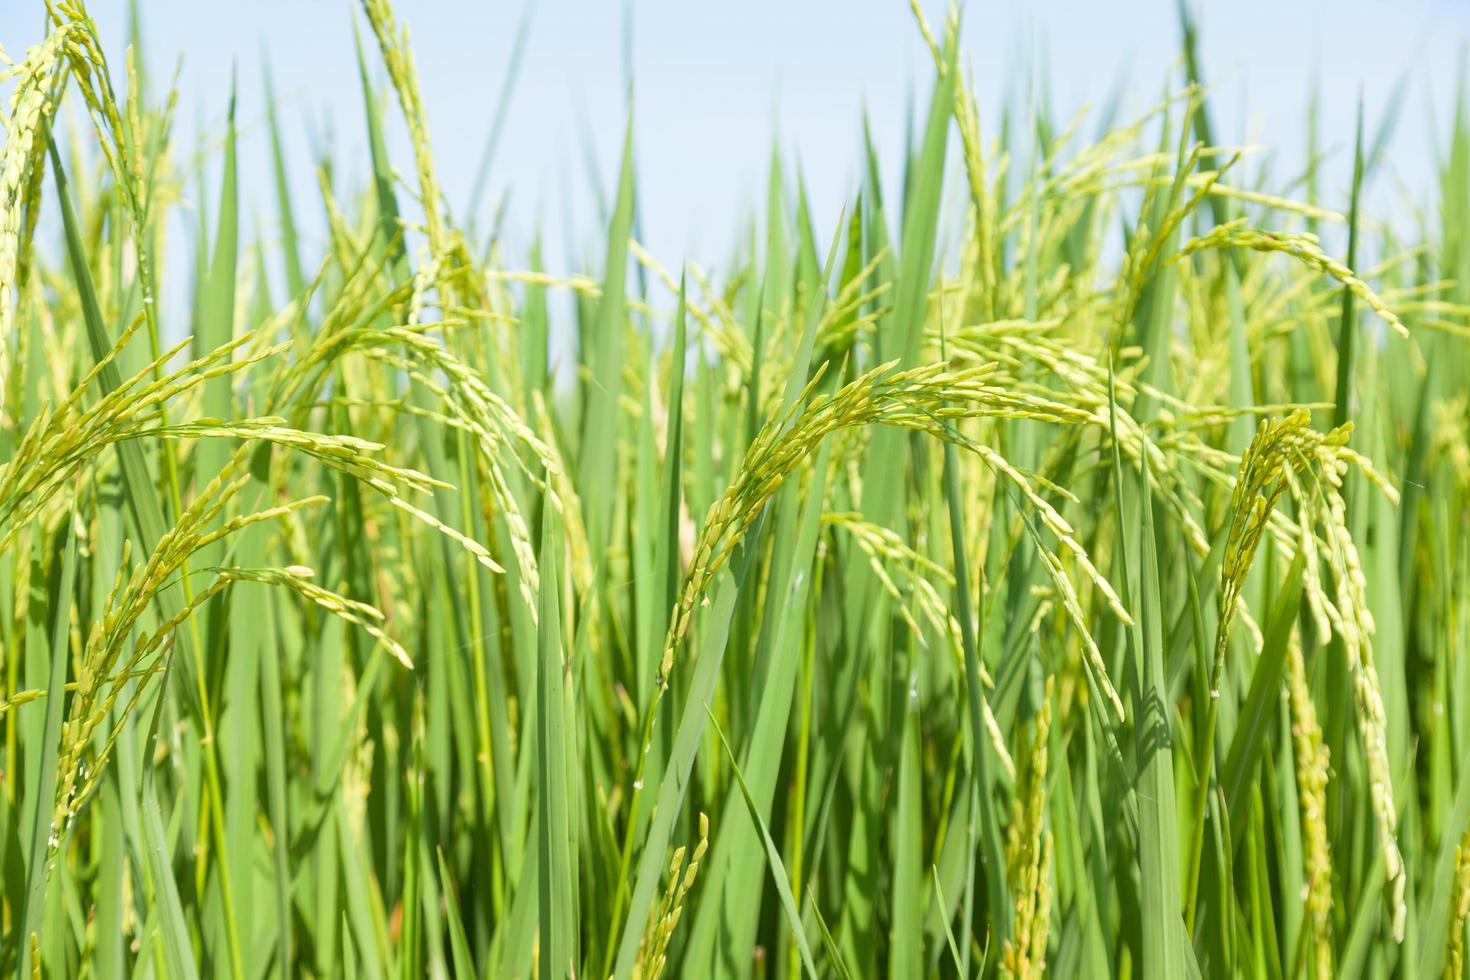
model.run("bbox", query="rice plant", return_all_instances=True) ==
[1,1,1467,977]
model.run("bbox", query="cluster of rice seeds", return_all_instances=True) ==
[1202,407,1408,942]
[360,0,448,254]
[1179,219,1409,339]
[217,565,410,665]
[628,241,755,371]
[1318,475,1406,940]
[0,24,70,402]
[660,360,1122,686]
[1001,678,1054,980]
[824,509,1017,778]
[633,813,709,980]
[1214,409,1313,693]
[52,460,298,835]
[4,0,1465,975]
[373,338,550,602]
[823,511,956,644]
[268,310,554,599]
[0,325,268,545]
[44,1,174,356]
[1286,631,1334,980]
[1449,834,1470,980]
[943,325,1222,553]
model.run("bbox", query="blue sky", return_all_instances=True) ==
[5,1,1470,282]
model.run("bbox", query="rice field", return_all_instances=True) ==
[2,1,1469,977]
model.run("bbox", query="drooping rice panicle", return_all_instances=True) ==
[1,1,1457,977]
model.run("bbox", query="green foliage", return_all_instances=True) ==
[0,2,1466,978]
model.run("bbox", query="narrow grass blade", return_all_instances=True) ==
[705,707,819,980]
